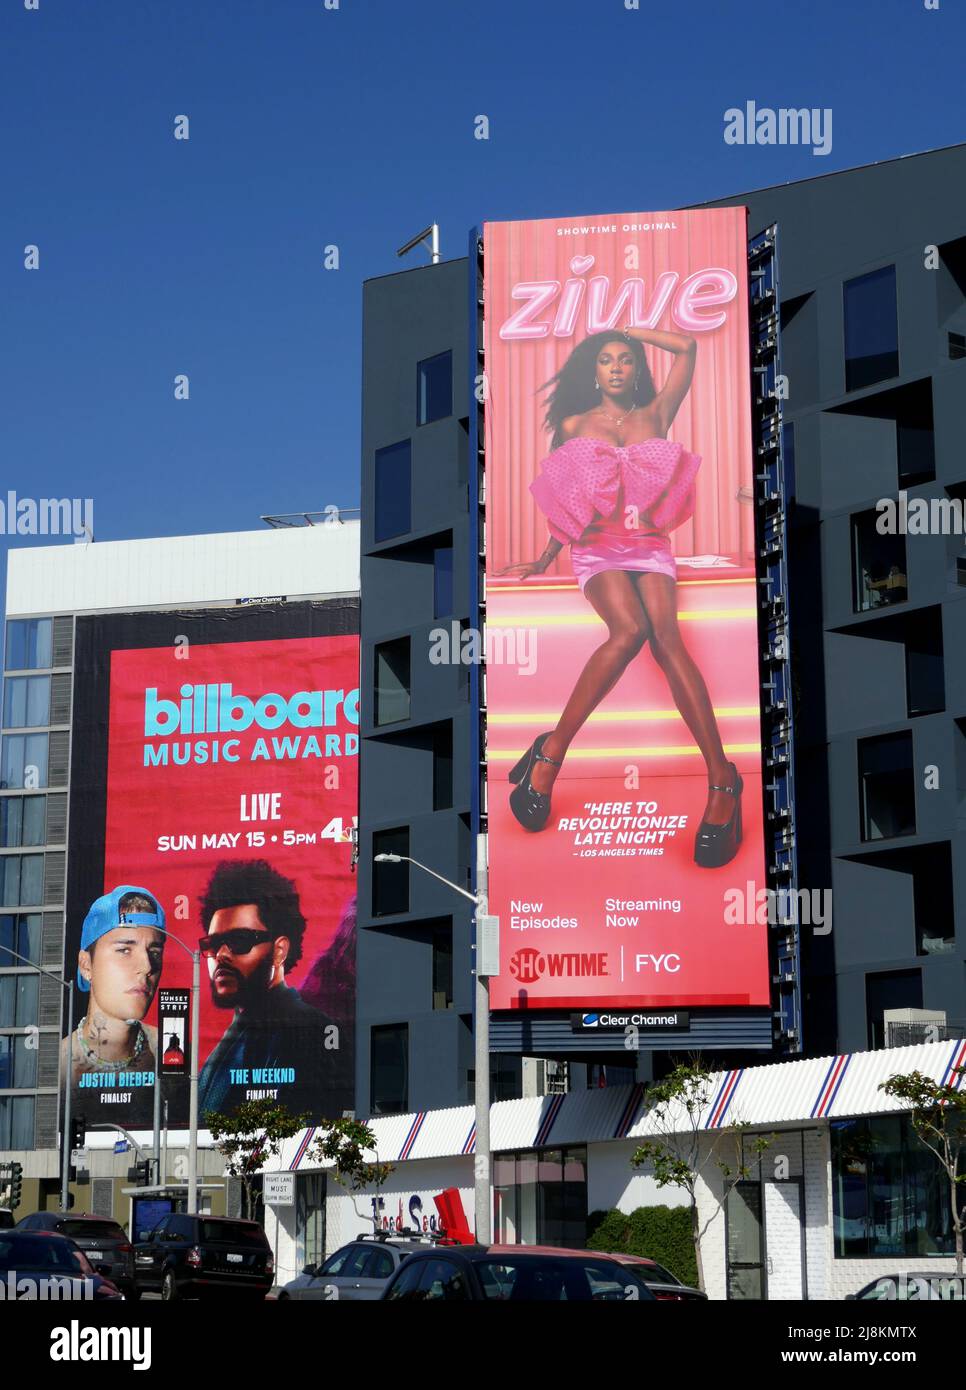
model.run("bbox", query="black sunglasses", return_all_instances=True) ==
[198,929,273,957]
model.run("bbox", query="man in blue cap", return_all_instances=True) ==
[61,887,166,1113]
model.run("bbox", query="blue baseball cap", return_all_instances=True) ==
[77,886,166,991]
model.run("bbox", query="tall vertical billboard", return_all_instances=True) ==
[64,602,358,1128]
[483,210,769,1012]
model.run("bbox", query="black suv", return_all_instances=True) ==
[134,1213,274,1301]
[15,1212,136,1298]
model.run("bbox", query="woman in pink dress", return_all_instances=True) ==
[501,327,742,868]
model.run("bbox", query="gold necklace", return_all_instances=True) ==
[596,404,638,429]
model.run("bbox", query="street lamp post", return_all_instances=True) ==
[0,945,74,1209]
[374,843,495,1243]
[149,927,202,1214]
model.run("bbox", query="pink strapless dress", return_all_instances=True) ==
[529,437,701,591]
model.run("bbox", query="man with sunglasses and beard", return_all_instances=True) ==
[196,859,350,1119]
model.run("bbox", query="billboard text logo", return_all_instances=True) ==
[508,950,609,983]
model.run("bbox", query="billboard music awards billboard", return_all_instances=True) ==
[64,601,358,1129]
[482,209,769,1012]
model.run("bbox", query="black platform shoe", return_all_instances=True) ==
[508,732,563,832]
[694,762,744,868]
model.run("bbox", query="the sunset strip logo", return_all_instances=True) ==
[810,1055,852,1119]
[398,1113,426,1161]
[704,1069,743,1128]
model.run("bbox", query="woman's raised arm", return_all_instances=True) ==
[621,324,697,432]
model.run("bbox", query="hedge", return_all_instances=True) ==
[586,1205,698,1288]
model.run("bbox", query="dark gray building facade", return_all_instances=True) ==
[708,143,966,1057]
[357,146,966,1115]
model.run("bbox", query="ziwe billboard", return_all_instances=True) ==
[482,209,769,1012]
[64,602,358,1129]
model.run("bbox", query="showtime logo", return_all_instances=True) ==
[144,683,360,738]
[508,949,609,984]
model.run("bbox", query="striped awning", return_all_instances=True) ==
[273,1036,966,1173]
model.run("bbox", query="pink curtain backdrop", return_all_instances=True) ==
[483,209,754,578]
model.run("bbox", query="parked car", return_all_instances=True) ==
[15,1211,137,1298]
[277,1232,443,1301]
[134,1213,273,1301]
[0,1230,123,1299]
[595,1252,707,1301]
[381,1244,658,1301]
[847,1272,965,1301]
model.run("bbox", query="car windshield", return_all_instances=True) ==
[199,1221,265,1246]
[475,1256,651,1302]
[0,1236,87,1273]
[57,1221,125,1242]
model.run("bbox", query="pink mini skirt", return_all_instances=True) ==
[569,531,677,592]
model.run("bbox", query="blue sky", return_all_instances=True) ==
[1,0,963,597]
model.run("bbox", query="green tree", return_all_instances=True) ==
[207,1103,394,1227]
[307,1116,394,1195]
[879,1066,966,1276]
[630,1059,773,1292]
[207,1100,309,1221]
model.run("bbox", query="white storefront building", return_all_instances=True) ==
[262,1037,966,1300]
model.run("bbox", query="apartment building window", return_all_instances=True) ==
[0,913,42,966]
[1,733,49,789]
[865,968,924,1052]
[2,676,50,728]
[5,619,52,671]
[858,731,915,842]
[432,722,453,812]
[372,826,409,916]
[905,608,944,717]
[912,843,954,955]
[370,1023,408,1115]
[0,972,39,1027]
[433,543,454,619]
[417,351,452,426]
[374,439,412,543]
[0,1034,38,1088]
[432,926,453,1009]
[851,509,907,612]
[374,638,411,726]
[0,854,45,907]
[0,1096,34,1149]
[0,797,47,847]
[843,265,898,391]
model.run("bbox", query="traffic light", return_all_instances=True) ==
[9,1162,22,1209]
[127,1160,151,1187]
[68,1116,84,1154]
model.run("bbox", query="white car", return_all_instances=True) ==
[277,1234,439,1301]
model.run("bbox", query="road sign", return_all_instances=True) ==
[263,1172,296,1207]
